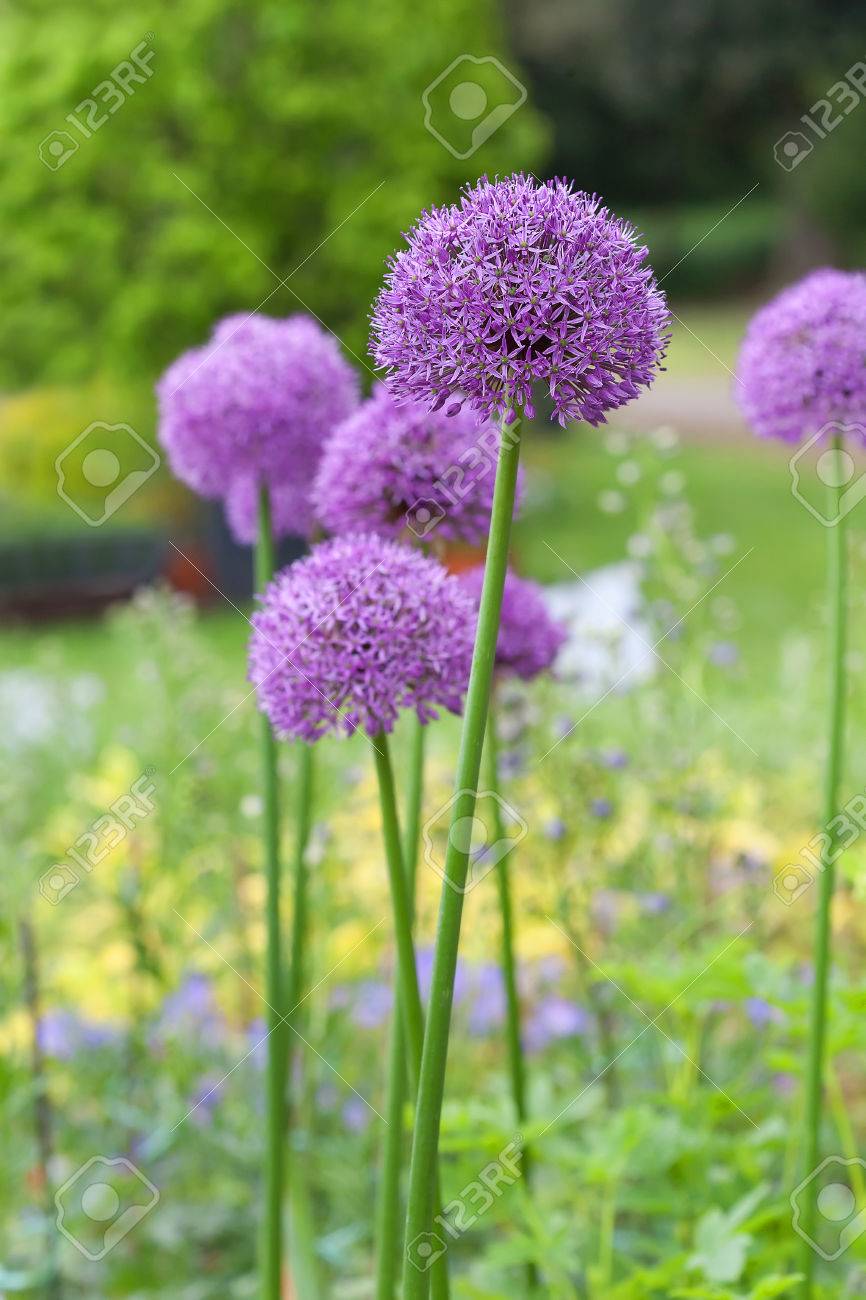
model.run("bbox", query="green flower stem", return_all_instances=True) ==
[372,729,450,1300]
[256,484,285,1300]
[801,432,847,1299]
[483,702,536,1290]
[283,741,320,1297]
[375,717,426,1300]
[401,415,522,1300]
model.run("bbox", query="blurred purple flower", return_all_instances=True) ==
[159,973,224,1039]
[637,892,670,915]
[350,981,394,1029]
[461,566,567,681]
[735,268,866,444]
[525,997,590,1053]
[467,964,506,1034]
[744,997,784,1028]
[543,817,567,842]
[591,797,613,819]
[156,313,359,499]
[602,748,629,769]
[343,1097,371,1133]
[709,641,739,668]
[313,384,524,544]
[190,1074,225,1127]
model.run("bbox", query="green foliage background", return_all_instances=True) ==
[0,0,547,388]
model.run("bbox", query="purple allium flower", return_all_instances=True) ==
[313,384,524,544]
[460,566,567,681]
[224,473,315,546]
[156,313,359,499]
[249,534,474,741]
[524,996,590,1052]
[371,174,670,427]
[736,269,866,444]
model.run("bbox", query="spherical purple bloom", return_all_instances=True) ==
[371,174,670,427]
[591,797,613,819]
[736,269,866,444]
[461,566,567,681]
[156,313,359,499]
[249,534,475,741]
[312,384,524,544]
[224,473,314,546]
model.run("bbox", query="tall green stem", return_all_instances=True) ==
[484,704,536,1290]
[375,718,426,1299]
[283,741,320,1297]
[372,730,450,1298]
[800,432,847,1298]
[257,485,285,1300]
[402,415,522,1299]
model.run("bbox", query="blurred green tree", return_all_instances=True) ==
[0,0,547,386]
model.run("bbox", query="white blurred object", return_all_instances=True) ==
[543,561,655,696]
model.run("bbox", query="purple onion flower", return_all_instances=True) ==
[371,174,670,427]
[312,384,524,544]
[249,534,475,741]
[156,313,359,499]
[461,566,567,680]
[735,269,866,443]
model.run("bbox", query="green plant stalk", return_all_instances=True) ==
[801,434,847,1300]
[483,703,536,1292]
[257,484,285,1300]
[401,415,522,1300]
[372,729,450,1299]
[375,718,426,1300]
[283,741,320,1297]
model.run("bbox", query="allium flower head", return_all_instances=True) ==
[461,566,567,680]
[371,174,670,427]
[736,268,866,443]
[156,313,359,498]
[312,384,524,544]
[249,534,474,741]
[224,474,314,545]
